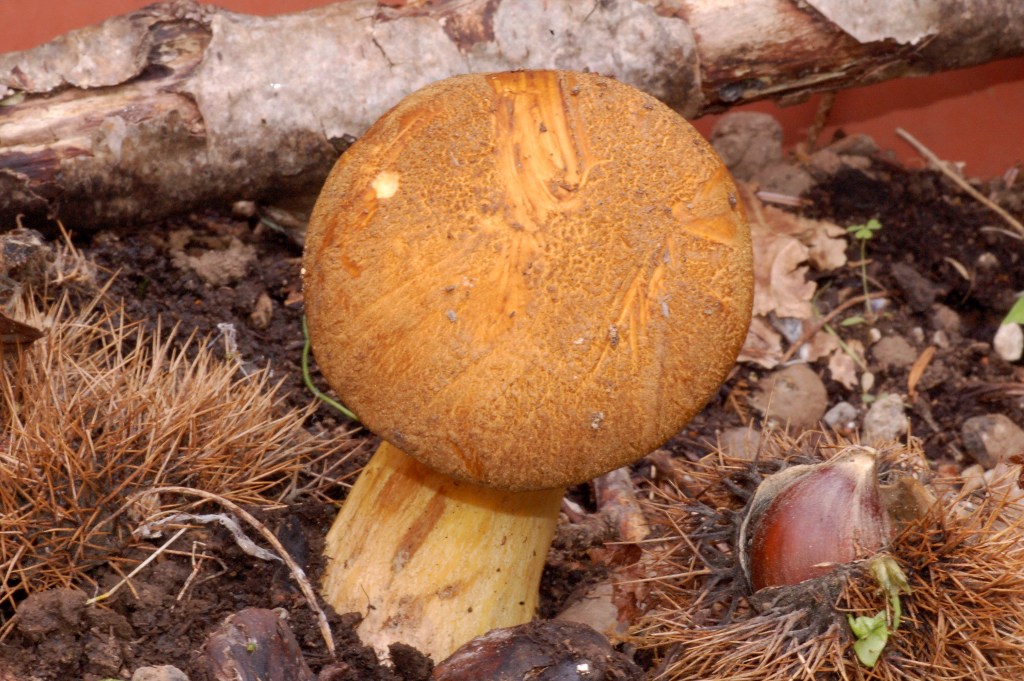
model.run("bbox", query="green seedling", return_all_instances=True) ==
[848,555,912,668]
[1004,295,1024,325]
[847,218,883,321]
[301,316,359,422]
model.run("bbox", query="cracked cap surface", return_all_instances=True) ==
[303,70,753,490]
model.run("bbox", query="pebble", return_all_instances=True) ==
[823,401,858,430]
[871,335,917,371]
[250,291,274,330]
[889,262,945,312]
[754,162,816,196]
[931,304,961,335]
[132,666,190,681]
[748,364,828,430]
[961,414,1024,469]
[709,112,783,180]
[807,148,842,177]
[826,133,879,157]
[960,463,987,495]
[994,323,1023,362]
[862,394,908,445]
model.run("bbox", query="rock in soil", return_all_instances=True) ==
[863,394,909,445]
[709,112,783,181]
[961,414,1024,469]
[871,335,918,372]
[748,364,828,431]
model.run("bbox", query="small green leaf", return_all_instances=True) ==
[871,556,911,629]
[841,315,866,327]
[847,219,883,241]
[1004,296,1024,326]
[848,612,889,668]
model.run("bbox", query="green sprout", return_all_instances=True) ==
[848,555,912,668]
[1004,295,1024,325]
[847,218,883,322]
[301,316,359,422]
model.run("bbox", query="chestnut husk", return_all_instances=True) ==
[633,435,1024,680]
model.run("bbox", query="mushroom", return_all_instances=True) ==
[302,70,753,661]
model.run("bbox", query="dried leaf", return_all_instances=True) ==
[828,339,865,390]
[800,217,848,270]
[801,330,839,363]
[906,346,936,401]
[743,186,817,319]
[753,232,815,318]
[738,317,784,368]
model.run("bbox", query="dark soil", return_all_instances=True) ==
[0,153,1021,680]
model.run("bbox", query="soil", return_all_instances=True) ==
[0,144,1021,680]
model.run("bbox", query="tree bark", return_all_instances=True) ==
[1,0,1022,230]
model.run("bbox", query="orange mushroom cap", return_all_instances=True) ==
[304,70,752,490]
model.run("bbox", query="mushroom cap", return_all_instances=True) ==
[303,71,753,491]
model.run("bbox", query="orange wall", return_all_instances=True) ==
[2,1,1022,178]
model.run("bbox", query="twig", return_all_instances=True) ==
[127,485,336,658]
[138,512,282,563]
[778,292,889,365]
[896,128,1024,238]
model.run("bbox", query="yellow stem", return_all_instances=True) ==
[321,441,564,662]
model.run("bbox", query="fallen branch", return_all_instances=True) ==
[2,0,1023,229]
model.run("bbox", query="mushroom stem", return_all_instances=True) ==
[321,441,564,662]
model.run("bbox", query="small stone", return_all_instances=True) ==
[931,304,961,335]
[709,112,783,181]
[717,426,761,460]
[748,364,828,431]
[961,414,1024,469]
[931,329,950,349]
[960,464,987,495]
[232,200,257,218]
[871,335,917,372]
[994,323,1023,362]
[132,666,190,681]
[807,148,842,177]
[863,394,908,445]
[754,162,816,196]
[826,133,879,158]
[250,292,274,330]
[824,401,858,429]
[890,262,945,313]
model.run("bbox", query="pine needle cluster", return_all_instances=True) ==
[0,287,360,630]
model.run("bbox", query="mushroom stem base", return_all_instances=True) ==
[321,441,565,662]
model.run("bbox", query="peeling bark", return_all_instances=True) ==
[1,0,1021,229]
